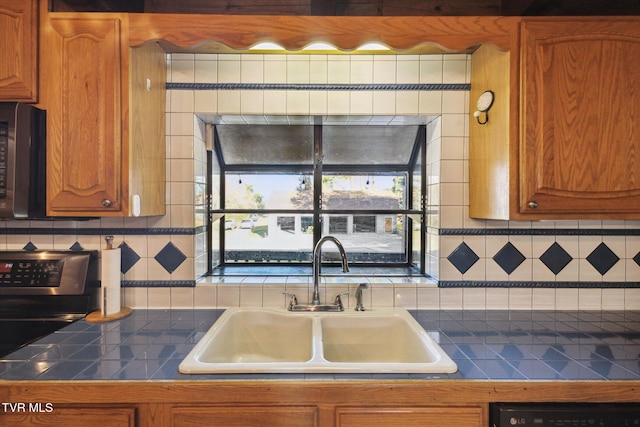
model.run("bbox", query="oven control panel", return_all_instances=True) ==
[0,260,63,287]
[0,251,98,295]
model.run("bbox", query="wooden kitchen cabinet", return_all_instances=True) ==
[0,406,136,427]
[4,381,640,427]
[335,406,484,427]
[39,9,165,217]
[519,19,640,217]
[470,18,640,220]
[171,406,318,427]
[0,0,38,102]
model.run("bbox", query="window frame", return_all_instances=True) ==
[208,120,427,274]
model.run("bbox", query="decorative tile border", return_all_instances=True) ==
[445,238,636,281]
[439,281,640,288]
[122,280,197,288]
[166,82,471,91]
[0,227,199,235]
[440,228,640,236]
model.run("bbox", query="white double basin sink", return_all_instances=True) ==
[179,307,457,374]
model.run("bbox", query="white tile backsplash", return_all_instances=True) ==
[7,51,638,312]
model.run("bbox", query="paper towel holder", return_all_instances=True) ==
[86,236,132,323]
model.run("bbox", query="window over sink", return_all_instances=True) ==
[205,115,431,276]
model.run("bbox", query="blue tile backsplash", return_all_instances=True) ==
[492,242,526,275]
[447,242,479,274]
[540,242,573,275]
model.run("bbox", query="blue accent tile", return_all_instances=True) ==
[69,241,84,251]
[586,242,620,275]
[634,251,640,267]
[447,242,479,274]
[540,242,573,275]
[493,242,526,274]
[119,242,141,274]
[23,241,38,251]
[154,242,187,274]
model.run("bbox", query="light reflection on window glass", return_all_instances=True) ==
[211,145,221,210]
[410,215,421,268]
[320,213,406,263]
[412,142,422,211]
[211,218,221,267]
[225,173,313,210]
[321,174,406,210]
[224,213,313,263]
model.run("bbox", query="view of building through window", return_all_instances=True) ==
[223,173,407,264]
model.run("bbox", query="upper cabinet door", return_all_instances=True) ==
[520,20,640,216]
[0,0,38,102]
[43,16,123,215]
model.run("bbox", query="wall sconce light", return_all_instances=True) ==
[473,90,494,125]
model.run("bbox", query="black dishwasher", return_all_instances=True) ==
[490,403,640,426]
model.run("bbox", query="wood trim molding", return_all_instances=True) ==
[4,380,640,404]
[128,14,517,52]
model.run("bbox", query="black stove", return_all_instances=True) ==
[0,250,99,358]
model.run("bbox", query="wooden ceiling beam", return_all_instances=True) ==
[52,0,640,15]
[501,0,539,15]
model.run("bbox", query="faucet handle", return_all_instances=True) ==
[333,292,350,310]
[355,283,369,311]
[282,292,298,310]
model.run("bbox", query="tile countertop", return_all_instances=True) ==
[1,309,639,381]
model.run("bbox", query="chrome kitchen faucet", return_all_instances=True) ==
[284,236,349,312]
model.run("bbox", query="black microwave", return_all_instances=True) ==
[0,103,46,219]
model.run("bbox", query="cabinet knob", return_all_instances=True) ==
[102,199,113,207]
[528,201,538,209]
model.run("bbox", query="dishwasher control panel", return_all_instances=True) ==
[491,403,640,427]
